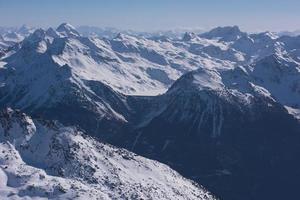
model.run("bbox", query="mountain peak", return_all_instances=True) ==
[25,28,46,42]
[200,25,246,41]
[254,31,279,40]
[46,27,59,38]
[115,32,132,40]
[182,32,198,41]
[252,53,298,73]
[57,23,76,30]
[18,24,32,35]
[113,32,139,43]
[56,23,80,37]
[212,25,241,34]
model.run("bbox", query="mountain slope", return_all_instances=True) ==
[2,23,300,200]
[0,23,246,136]
[0,27,133,137]
[120,65,300,200]
[0,24,251,96]
[0,108,215,200]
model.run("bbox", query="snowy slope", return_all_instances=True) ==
[121,62,300,200]
[0,108,215,200]
[0,26,134,136]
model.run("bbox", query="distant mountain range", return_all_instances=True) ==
[1,23,300,200]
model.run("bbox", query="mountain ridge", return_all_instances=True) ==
[0,108,216,200]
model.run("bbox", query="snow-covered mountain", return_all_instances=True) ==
[200,26,247,42]
[2,23,300,96]
[0,108,215,200]
[121,63,300,200]
[0,25,34,38]
[77,25,204,40]
[0,25,34,50]
[0,23,208,96]
[1,23,300,124]
[2,23,300,200]
[0,23,237,136]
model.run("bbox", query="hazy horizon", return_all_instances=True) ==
[1,0,300,32]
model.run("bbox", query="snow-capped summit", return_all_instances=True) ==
[167,52,300,113]
[56,23,80,37]
[11,28,49,55]
[249,31,279,45]
[17,24,34,35]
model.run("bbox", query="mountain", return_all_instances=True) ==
[120,64,300,200]
[200,26,247,42]
[0,23,234,133]
[0,24,213,96]
[0,34,16,50]
[0,28,130,137]
[0,35,6,49]
[77,26,204,40]
[0,108,215,200]
[245,54,300,110]
[56,23,80,38]
[2,25,34,43]
[2,23,300,200]
[278,30,300,37]
[0,25,34,53]
[2,23,300,95]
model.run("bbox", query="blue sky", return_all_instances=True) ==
[0,0,299,31]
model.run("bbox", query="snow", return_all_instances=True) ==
[285,106,300,119]
[0,168,8,187]
[56,23,80,38]
[0,109,215,200]
[193,69,223,91]
[1,23,300,199]
[2,22,300,122]
[0,61,6,68]
[1,23,258,97]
